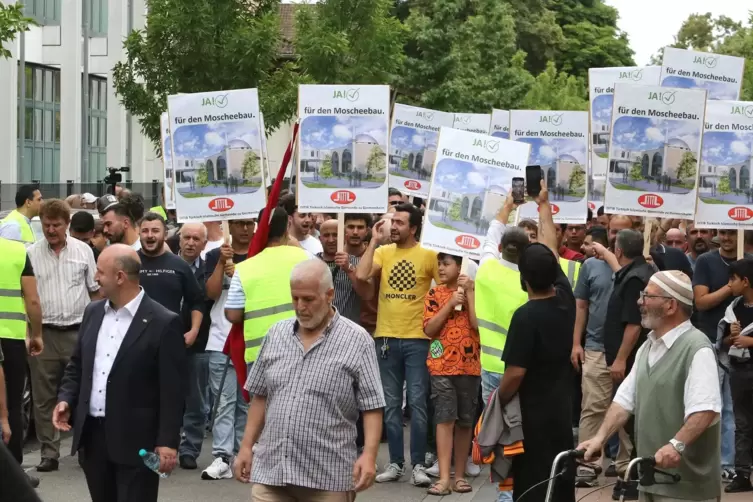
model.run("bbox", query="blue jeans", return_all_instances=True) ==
[481,370,513,502]
[376,338,430,467]
[206,351,249,459]
[720,368,735,469]
[179,352,210,459]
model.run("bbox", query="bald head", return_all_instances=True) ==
[665,228,687,250]
[100,244,141,280]
[608,215,633,247]
[290,259,335,330]
[319,219,339,256]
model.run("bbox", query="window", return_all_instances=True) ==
[84,76,108,183]
[89,0,108,36]
[23,0,60,25]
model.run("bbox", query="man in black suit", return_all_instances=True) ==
[53,244,186,502]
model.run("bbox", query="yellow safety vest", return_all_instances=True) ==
[0,238,28,340]
[559,257,581,289]
[1,209,35,243]
[475,259,528,375]
[238,245,310,363]
[149,206,167,220]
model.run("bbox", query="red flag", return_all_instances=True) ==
[223,122,300,402]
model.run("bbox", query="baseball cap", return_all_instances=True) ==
[97,194,118,215]
[81,192,97,204]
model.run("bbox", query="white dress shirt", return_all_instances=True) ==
[480,219,519,272]
[613,320,722,421]
[89,289,145,417]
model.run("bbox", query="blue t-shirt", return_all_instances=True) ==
[574,257,614,352]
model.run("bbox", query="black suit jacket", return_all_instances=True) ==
[58,293,186,466]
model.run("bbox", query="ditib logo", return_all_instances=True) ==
[455,234,480,250]
[638,194,663,209]
[588,202,596,211]
[729,207,753,221]
[330,190,356,205]
[208,197,234,212]
[404,180,422,191]
[536,204,560,215]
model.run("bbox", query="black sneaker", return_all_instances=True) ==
[179,455,198,470]
[725,474,753,493]
[605,462,618,477]
[612,480,639,501]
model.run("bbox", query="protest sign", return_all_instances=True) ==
[259,112,271,190]
[167,88,266,222]
[160,112,176,209]
[453,113,492,134]
[421,127,530,260]
[588,66,661,212]
[510,110,590,223]
[489,109,510,139]
[389,104,454,198]
[661,47,745,100]
[603,83,707,219]
[695,100,753,229]
[297,84,390,212]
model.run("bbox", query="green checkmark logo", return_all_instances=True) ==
[215,94,229,108]
[551,114,563,126]
[486,141,500,153]
[661,91,676,105]
[346,89,360,102]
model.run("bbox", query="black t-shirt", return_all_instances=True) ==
[22,256,33,276]
[204,247,248,277]
[137,251,204,323]
[604,260,650,366]
[693,250,750,341]
[183,258,211,354]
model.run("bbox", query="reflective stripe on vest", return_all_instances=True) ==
[1,210,35,243]
[475,259,527,375]
[238,246,310,362]
[149,206,167,220]
[0,239,28,340]
[559,257,580,288]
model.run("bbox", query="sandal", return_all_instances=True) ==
[453,478,473,493]
[427,482,452,496]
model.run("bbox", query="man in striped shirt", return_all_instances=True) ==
[316,215,374,323]
[27,199,100,472]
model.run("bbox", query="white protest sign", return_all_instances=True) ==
[489,110,510,139]
[661,47,745,100]
[421,127,530,260]
[159,112,176,209]
[389,104,454,198]
[510,110,590,224]
[453,113,491,134]
[259,112,271,188]
[167,89,266,222]
[695,101,753,229]
[297,85,390,212]
[603,83,706,219]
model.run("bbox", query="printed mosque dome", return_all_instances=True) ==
[227,138,252,149]
[667,137,690,149]
[558,153,579,163]
[354,134,379,144]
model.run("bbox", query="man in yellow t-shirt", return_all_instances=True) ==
[356,203,440,487]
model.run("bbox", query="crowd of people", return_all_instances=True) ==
[0,180,749,502]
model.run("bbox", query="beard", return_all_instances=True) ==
[640,305,665,330]
[296,307,330,330]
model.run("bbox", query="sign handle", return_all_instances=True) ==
[643,219,652,256]
[222,220,231,244]
[337,213,345,253]
[455,257,469,311]
[738,229,745,260]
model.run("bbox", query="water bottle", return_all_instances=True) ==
[139,449,169,478]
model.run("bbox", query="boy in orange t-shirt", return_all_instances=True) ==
[423,253,480,496]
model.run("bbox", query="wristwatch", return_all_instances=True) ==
[669,438,685,455]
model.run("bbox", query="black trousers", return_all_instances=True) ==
[0,338,27,463]
[80,416,159,502]
[730,365,753,475]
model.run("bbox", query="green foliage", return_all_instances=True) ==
[196,167,209,190]
[519,62,588,111]
[718,175,731,195]
[365,146,383,176]
[112,0,300,148]
[629,162,643,184]
[500,0,563,75]
[320,154,333,179]
[241,151,260,179]
[448,198,461,221]
[400,157,409,171]
[676,151,697,181]
[568,164,585,191]
[0,2,35,59]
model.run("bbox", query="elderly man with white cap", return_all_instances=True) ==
[579,270,722,502]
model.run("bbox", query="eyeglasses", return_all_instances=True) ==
[639,291,673,302]
[389,200,401,206]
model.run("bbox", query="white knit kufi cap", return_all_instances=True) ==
[649,270,693,306]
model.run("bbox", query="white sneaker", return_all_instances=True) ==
[465,456,481,477]
[201,457,233,480]
[426,460,440,477]
[375,463,404,483]
[411,464,432,487]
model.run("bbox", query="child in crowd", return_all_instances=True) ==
[721,258,753,493]
[423,253,480,495]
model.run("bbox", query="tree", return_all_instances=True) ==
[112,0,301,149]
[400,157,409,171]
[448,198,462,221]
[499,0,563,75]
[295,0,406,85]
[519,62,588,111]
[629,162,643,184]
[568,164,586,191]
[320,154,333,179]
[675,151,697,181]
[0,2,35,59]
[718,175,731,196]
[241,152,260,179]
[195,167,209,192]
[397,0,533,113]
[365,146,383,177]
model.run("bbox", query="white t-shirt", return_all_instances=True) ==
[298,235,323,255]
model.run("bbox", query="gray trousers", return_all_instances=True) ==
[29,327,78,460]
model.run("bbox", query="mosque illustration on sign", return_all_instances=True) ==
[697,132,753,203]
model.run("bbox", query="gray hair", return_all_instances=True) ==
[290,259,334,293]
[615,229,643,259]
[180,222,208,241]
